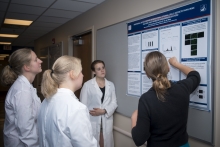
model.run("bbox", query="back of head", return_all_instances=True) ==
[41,55,82,98]
[144,51,171,101]
[0,48,32,86]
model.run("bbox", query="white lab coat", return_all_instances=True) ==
[80,77,118,147]
[4,75,41,147]
[38,88,97,147]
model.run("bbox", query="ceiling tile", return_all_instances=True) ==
[0,37,15,42]
[0,11,5,18]
[11,0,56,8]
[6,12,38,21]
[51,1,96,12]
[76,0,105,4]
[0,0,9,2]
[0,2,8,11]
[31,21,61,28]
[37,16,70,24]
[8,4,46,15]
[0,27,25,34]
[28,26,55,32]
[43,9,81,19]
[24,29,49,34]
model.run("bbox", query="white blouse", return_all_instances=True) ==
[38,88,97,147]
[4,75,41,147]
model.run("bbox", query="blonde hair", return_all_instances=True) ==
[0,48,32,86]
[144,51,171,102]
[41,55,82,98]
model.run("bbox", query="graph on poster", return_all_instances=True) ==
[127,0,212,111]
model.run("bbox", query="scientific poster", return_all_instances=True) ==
[127,0,212,111]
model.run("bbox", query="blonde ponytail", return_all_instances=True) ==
[41,69,58,98]
[153,74,171,102]
[41,56,82,98]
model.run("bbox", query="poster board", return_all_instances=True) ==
[127,0,212,111]
[97,0,214,144]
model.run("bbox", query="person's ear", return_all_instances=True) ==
[23,64,30,72]
[69,70,76,80]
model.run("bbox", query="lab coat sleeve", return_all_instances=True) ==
[104,83,118,118]
[15,90,39,147]
[80,83,88,105]
[68,106,97,147]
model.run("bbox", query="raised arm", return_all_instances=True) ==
[169,57,194,75]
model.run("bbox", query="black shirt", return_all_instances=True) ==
[100,86,105,103]
[132,71,201,147]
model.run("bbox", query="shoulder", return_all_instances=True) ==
[83,78,94,86]
[105,79,115,87]
[140,88,156,103]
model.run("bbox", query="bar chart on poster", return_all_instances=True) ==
[97,0,214,144]
[127,0,212,111]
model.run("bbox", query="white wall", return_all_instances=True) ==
[35,0,220,146]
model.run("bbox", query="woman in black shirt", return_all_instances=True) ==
[131,51,200,147]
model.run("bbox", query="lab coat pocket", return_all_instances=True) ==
[105,119,113,133]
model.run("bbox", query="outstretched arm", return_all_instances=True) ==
[169,57,194,75]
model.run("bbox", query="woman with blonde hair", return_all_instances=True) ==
[131,51,200,147]
[0,48,42,147]
[38,55,97,147]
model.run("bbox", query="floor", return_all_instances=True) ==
[0,91,6,147]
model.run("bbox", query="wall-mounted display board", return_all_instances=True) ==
[127,0,212,111]
[97,0,214,144]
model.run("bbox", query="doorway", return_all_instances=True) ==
[72,32,92,98]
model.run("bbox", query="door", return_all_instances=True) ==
[73,32,92,98]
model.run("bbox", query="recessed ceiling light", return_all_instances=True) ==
[4,18,33,26]
[0,42,11,45]
[0,34,18,38]
[0,54,9,57]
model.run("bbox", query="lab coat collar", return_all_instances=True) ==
[57,88,78,100]
[18,75,32,87]
[91,77,111,102]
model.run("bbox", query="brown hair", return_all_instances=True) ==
[91,60,105,77]
[144,51,171,102]
[91,60,105,71]
[0,48,32,86]
[41,56,82,98]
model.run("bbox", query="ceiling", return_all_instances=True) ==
[0,0,106,47]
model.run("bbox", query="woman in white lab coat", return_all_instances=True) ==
[38,56,97,147]
[0,48,42,147]
[80,60,118,147]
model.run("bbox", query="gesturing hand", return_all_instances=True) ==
[89,108,106,116]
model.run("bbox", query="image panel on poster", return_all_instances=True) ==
[181,58,207,84]
[181,18,208,58]
[128,33,141,71]
[181,58,208,110]
[190,86,208,110]
[159,24,181,58]
[127,72,141,96]
[142,29,159,50]
[141,74,153,95]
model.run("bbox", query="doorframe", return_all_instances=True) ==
[68,25,95,62]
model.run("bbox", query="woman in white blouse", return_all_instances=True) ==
[0,48,42,147]
[80,60,118,147]
[38,56,97,147]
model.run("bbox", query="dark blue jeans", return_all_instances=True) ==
[180,142,190,147]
